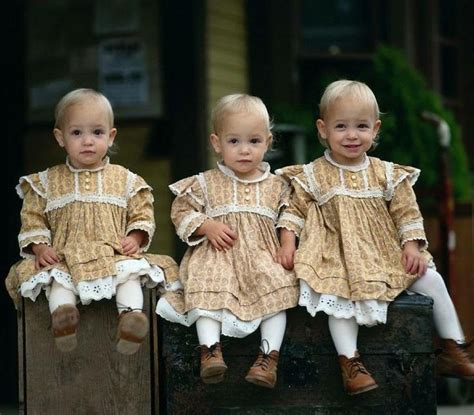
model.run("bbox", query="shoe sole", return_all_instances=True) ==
[347,383,378,395]
[201,364,228,384]
[52,305,79,352]
[117,313,149,355]
[245,374,276,389]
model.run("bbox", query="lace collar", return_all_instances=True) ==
[66,157,110,173]
[324,150,369,172]
[217,161,271,183]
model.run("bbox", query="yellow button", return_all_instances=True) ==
[351,174,357,180]
[245,196,250,201]
[85,177,90,183]
[245,188,250,193]
[85,171,90,176]
[352,183,357,188]
[85,185,90,190]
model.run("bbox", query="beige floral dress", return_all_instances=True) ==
[156,162,299,337]
[5,158,178,308]
[276,151,433,326]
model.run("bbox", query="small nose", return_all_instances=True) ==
[347,128,358,139]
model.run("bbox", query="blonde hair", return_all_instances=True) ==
[318,80,380,148]
[211,93,272,134]
[54,88,114,129]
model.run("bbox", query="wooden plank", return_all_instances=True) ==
[160,294,436,414]
[21,292,156,414]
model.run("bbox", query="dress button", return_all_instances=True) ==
[85,171,90,176]
[245,188,250,193]
[85,185,90,190]
[245,196,250,201]
[352,183,357,188]
[85,177,90,183]
[351,174,356,180]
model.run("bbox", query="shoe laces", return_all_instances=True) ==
[117,303,143,314]
[347,357,370,379]
[254,339,274,371]
[202,343,221,361]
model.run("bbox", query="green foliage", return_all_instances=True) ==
[367,45,470,202]
[271,45,471,203]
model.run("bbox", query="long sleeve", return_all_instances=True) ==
[126,175,155,252]
[169,175,209,246]
[17,176,50,258]
[276,165,312,237]
[388,169,427,248]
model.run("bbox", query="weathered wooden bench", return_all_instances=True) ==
[17,291,159,415]
[160,293,436,414]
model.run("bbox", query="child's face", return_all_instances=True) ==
[316,96,381,166]
[53,99,116,170]
[210,111,272,180]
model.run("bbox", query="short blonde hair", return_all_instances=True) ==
[319,80,380,119]
[54,88,114,129]
[211,93,272,134]
[318,80,380,149]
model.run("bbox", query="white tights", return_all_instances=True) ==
[196,311,287,351]
[48,278,144,315]
[329,268,465,358]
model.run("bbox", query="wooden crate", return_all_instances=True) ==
[18,291,159,415]
[160,293,436,415]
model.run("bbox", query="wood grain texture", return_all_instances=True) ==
[19,290,158,415]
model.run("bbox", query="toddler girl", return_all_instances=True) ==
[156,93,298,388]
[6,88,177,354]
[276,80,474,394]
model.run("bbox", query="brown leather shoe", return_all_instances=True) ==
[245,350,279,388]
[200,342,227,384]
[338,352,378,395]
[437,339,474,380]
[116,311,149,355]
[51,304,80,352]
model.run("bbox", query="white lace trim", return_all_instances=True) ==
[156,298,277,338]
[18,229,51,244]
[279,212,305,230]
[126,221,155,252]
[304,163,319,201]
[66,157,109,172]
[169,183,205,206]
[206,205,278,222]
[19,258,165,305]
[317,187,385,206]
[298,280,388,326]
[217,161,271,183]
[398,220,424,237]
[16,176,47,199]
[128,182,152,200]
[177,212,208,245]
[401,237,429,250]
[197,173,210,206]
[384,162,420,201]
[324,150,370,172]
[45,193,127,212]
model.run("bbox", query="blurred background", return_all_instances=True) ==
[2,0,473,410]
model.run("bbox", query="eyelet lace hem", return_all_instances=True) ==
[156,298,277,338]
[298,280,388,326]
[19,258,165,305]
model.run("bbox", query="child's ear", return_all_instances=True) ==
[108,128,117,146]
[53,128,65,147]
[210,133,221,154]
[373,120,381,136]
[266,134,273,149]
[316,119,327,139]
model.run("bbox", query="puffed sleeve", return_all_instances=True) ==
[126,174,155,252]
[275,165,313,237]
[169,175,209,246]
[386,163,428,248]
[16,173,50,258]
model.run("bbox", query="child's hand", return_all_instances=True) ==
[121,230,145,256]
[275,228,296,270]
[199,219,237,251]
[31,244,60,270]
[402,240,427,276]
[275,244,295,270]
